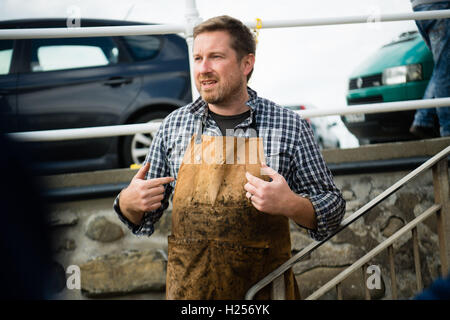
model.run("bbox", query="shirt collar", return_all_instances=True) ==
[187,86,259,117]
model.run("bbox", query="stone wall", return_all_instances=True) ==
[49,197,170,300]
[294,170,443,300]
[48,168,446,300]
[46,138,449,300]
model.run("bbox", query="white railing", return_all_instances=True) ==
[9,122,162,142]
[1,10,449,39]
[243,10,450,29]
[2,2,450,142]
[8,97,450,142]
[0,24,186,39]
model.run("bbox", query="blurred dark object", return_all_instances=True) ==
[414,273,450,300]
[0,133,54,299]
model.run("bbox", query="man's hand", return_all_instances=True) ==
[244,164,294,216]
[244,164,317,229]
[119,162,174,226]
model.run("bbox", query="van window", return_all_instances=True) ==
[0,40,14,75]
[30,37,120,72]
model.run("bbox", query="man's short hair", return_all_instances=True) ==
[193,15,256,81]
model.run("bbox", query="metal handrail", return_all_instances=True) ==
[8,97,450,142]
[305,203,441,300]
[245,145,450,300]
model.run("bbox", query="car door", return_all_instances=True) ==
[0,39,18,133]
[16,36,141,163]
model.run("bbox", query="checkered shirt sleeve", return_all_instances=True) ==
[113,119,174,236]
[288,119,346,241]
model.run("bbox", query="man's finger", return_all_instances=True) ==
[146,176,175,188]
[146,185,166,197]
[245,171,267,188]
[260,163,279,177]
[133,162,150,180]
[145,193,165,206]
[244,182,259,197]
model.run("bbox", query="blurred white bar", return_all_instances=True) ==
[0,24,185,39]
[8,98,450,142]
[298,97,450,118]
[1,10,449,40]
[244,10,450,29]
[9,122,161,142]
[184,0,202,102]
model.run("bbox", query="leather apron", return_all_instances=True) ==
[166,118,300,300]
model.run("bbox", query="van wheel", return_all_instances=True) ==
[121,111,169,167]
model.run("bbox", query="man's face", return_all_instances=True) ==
[193,31,250,105]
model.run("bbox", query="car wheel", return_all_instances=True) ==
[121,111,169,167]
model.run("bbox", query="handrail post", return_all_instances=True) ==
[336,283,343,300]
[388,245,398,299]
[432,158,450,276]
[412,227,423,291]
[270,273,286,300]
[184,0,202,102]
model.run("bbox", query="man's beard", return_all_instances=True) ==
[198,75,244,105]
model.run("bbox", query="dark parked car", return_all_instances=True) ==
[0,18,191,174]
[342,31,434,144]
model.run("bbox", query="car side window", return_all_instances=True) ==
[0,40,14,75]
[122,35,161,61]
[30,37,120,72]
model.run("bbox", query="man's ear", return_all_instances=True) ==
[241,53,255,77]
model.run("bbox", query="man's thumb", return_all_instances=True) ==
[133,162,150,180]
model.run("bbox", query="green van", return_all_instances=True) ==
[342,31,434,144]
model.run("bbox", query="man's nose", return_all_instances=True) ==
[196,59,213,74]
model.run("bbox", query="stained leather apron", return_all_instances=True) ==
[166,117,300,300]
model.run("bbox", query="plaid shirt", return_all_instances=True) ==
[114,87,345,241]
